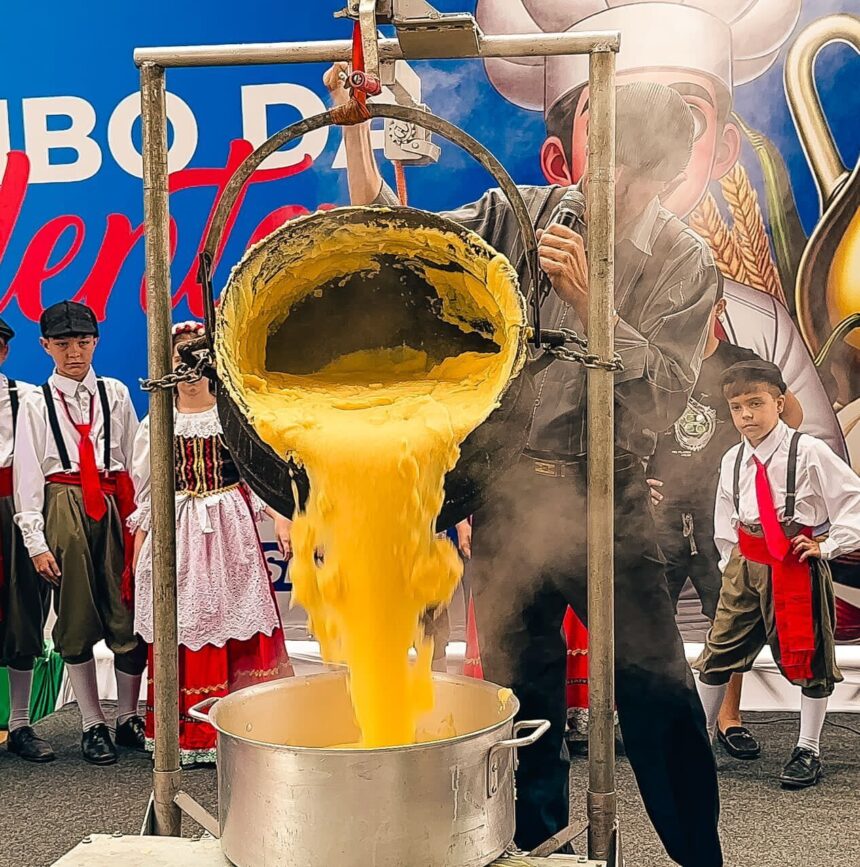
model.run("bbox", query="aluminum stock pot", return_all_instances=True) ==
[189,670,549,867]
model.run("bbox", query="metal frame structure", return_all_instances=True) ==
[135,5,618,861]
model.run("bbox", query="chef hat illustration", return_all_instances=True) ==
[476,0,802,115]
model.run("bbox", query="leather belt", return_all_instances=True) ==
[522,451,640,478]
[741,521,804,538]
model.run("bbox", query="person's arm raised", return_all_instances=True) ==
[324,62,384,206]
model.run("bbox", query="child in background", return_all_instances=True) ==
[0,316,53,763]
[648,288,803,760]
[695,360,860,788]
[14,301,145,766]
[130,322,293,766]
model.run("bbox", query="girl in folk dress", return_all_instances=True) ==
[130,321,293,765]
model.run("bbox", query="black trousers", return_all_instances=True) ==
[470,458,722,867]
[654,505,722,621]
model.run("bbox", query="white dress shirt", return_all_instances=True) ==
[13,368,139,557]
[0,374,36,469]
[714,420,860,572]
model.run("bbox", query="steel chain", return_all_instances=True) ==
[557,327,588,350]
[549,344,624,372]
[139,350,213,392]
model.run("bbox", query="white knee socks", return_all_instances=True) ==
[797,694,828,756]
[6,667,34,732]
[696,679,728,742]
[66,658,107,731]
[115,669,143,727]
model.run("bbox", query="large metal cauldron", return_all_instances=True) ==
[195,106,542,530]
[214,205,534,530]
[189,671,548,867]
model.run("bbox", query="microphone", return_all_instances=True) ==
[538,188,586,302]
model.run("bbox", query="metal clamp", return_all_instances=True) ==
[487,719,550,797]
[187,696,219,723]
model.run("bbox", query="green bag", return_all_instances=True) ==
[0,643,65,729]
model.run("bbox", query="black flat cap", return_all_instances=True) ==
[721,359,788,395]
[40,301,99,339]
[0,317,14,342]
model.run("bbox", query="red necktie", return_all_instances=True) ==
[753,456,789,561]
[60,391,107,522]
[742,454,816,680]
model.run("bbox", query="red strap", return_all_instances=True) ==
[0,466,12,498]
[57,391,106,522]
[113,471,137,608]
[738,528,816,681]
[393,160,408,206]
[351,23,367,107]
[714,318,728,342]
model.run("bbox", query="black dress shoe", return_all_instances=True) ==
[718,725,761,760]
[81,723,117,765]
[7,726,56,763]
[779,747,821,789]
[115,715,146,751]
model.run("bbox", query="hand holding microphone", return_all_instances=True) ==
[537,188,588,314]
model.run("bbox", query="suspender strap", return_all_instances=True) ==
[732,430,803,521]
[42,383,72,471]
[96,378,111,470]
[732,444,744,515]
[8,380,18,449]
[784,431,802,522]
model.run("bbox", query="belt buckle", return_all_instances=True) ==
[533,460,561,478]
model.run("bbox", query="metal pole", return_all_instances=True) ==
[140,62,182,837]
[358,0,381,77]
[133,31,619,68]
[585,47,617,862]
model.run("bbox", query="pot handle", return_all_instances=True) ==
[197,103,543,346]
[487,719,551,797]
[188,696,219,724]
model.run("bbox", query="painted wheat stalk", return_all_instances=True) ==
[689,165,787,306]
[719,164,787,304]
[689,193,750,285]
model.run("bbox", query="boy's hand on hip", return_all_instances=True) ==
[647,478,664,507]
[791,535,821,563]
[32,551,61,584]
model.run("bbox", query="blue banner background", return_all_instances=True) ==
[0,1,857,414]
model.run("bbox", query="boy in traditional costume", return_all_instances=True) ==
[14,301,146,765]
[1,316,53,762]
[648,289,803,761]
[695,360,860,788]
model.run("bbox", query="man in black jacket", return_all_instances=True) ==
[327,69,723,867]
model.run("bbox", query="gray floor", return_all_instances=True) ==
[1,705,858,867]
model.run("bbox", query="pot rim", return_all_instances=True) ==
[215,205,529,418]
[204,670,520,754]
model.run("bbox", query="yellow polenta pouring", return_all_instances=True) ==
[217,206,526,747]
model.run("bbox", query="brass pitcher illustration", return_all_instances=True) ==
[786,13,860,406]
